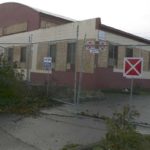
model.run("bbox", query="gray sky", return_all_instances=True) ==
[0,0,150,39]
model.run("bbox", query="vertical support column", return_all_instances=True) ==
[118,46,125,69]
[76,34,86,105]
[31,44,38,72]
[74,25,79,104]
[26,34,32,82]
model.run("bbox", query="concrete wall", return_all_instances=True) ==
[55,41,67,71]
[76,40,95,73]
[114,46,150,74]
[0,3,40,31]
[0,2,71,37]
[40,20,58,28]
[0,18,97,44]
[133,48,141,57]
[0,18,98,74]
[13,46,20,62]
[0,28,3,36]
[98,41,109,68]
[34,39,96,73]
[36,42,49,70]
[103,30,150,51]
[132,48,149,71]
[4,22,27,35]
[98,30,150,72]
[31,67,150,90]
[141,50,149,71]
[117,46,126,69]
[1,17,150,88]
[40,13,70,29]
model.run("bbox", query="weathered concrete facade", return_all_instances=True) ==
[0,3,150,89]
[55,41,67,71]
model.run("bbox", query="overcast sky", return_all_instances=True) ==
[0,0,150,39]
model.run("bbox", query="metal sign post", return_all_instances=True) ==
[123,57,143,121]
[123,57,143,104]
[46,68,51,97]
[130,78,134,105]
[43,57,52,97]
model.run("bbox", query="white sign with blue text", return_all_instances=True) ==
[43,57,52,71]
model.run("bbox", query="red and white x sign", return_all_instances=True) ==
[123,57,143,78]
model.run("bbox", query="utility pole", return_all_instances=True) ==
[74,24,79,104]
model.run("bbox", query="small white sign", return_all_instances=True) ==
[89,48,99,54]
[99,31,106,40]
[99,40,107,51]
[85,40,99,54]
[43,57,52,70]
[85,40,95,51]
[43,57,52,63]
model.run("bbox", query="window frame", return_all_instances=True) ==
[49,44,57,63]
[126,47,133,57]
[7,47,14,63]
[108,44,118,67]
[20,47,27,63]
[67,42,76,65]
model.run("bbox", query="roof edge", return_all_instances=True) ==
[0,2,75,22]
[37,10,75,22]
[100,24,150,44]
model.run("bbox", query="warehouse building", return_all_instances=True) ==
[0,2,150,90]
[0,2,72,35]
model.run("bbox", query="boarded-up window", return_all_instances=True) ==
[108,44,118,67]
[7,48,13,63]
[126,48,133,57]
[48,44,56,63]
[20,47,26,62]
[67,43,76,64]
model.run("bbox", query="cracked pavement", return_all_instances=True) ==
[0,94,150,150]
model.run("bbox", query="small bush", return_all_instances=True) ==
[100,105,147,150]
[0,61,61,115]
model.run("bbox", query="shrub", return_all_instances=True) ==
[0,61,60,115]
[100,105,146,150]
